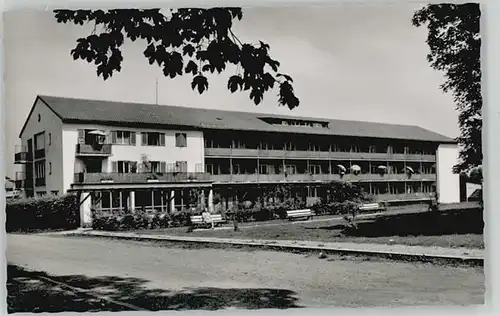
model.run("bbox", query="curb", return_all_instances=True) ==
[69,231,484,267]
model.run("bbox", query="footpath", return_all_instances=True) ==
[50,228,484,266]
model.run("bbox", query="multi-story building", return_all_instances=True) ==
[14,95,460,225]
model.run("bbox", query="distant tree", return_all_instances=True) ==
[467,165,483,185]
[138,154,151,173]
[412,3,482,174]
[53,8,299,109]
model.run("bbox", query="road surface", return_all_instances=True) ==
[7,234,484,311]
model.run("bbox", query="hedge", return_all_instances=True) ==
[6,194,80,232]
[91,208,195,231]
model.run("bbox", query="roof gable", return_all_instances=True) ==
[19,96,63,138]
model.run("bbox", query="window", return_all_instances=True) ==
[49,162,52,174]
[175,133,187,147]
[285,165,297,174]
[141,132,165,146]
[310,143,320,151]
[111,131,136,145]
[112,161,137,173]
[259,164,269,174]
[233,139,246,149]
[205,139,213,148]
[175,161,188,172]
[35,161,45,179]
[101,192,111,209]
[37,191,46,197]
[309,165,321,174]
[206,164,214,175]
[149,161,166,173]
[35,132,45,150]
[48,133,52,146]
[284,141,295,151]
[232,164,241,174]
[309,187,318,198]
[51,190,59,196]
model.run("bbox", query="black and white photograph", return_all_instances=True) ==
[3,2,484,313]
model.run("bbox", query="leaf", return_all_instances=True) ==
[54,8,300,115]
[267,58,280,72]
[249,89,263,105]
[182,44,195,57]
[277,73,293,82]
[227,75,243,93]
[185,60,198,74]
[191,75,208,94]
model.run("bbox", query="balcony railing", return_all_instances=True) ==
[204,147,436,162]
[73,172,212,184]
[375,193,432,202]
[15,172,25,189]
[208,173,436,183]
[34,149,46,159]
[35,178,46,187]
[14,146,32,164]
[76,144,112,156]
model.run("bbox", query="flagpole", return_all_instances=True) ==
[155,78,159,105]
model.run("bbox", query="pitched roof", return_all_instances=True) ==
[33,95,455,143]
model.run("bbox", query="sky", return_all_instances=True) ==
[3,4,459,178]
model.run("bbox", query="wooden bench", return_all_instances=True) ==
[359,203,382,212]
[286,209,313,221]
[190,214,226,228]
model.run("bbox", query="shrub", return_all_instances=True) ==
[321,180,364,204]
[6,194,80,232]
[90,207,198,231]
[311,201,360,216]
[170,209,194,227]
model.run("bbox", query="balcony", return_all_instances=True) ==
[35,178,46,187]
[15,172,25,189]
[208,173,436,183]
[34,149,45,159]
[75,144,112,157]
[14,146,32,164]
[73,172,212,184]
[204,147,436,162]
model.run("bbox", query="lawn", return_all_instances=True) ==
[134,203,484,249]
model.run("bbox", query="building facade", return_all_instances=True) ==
[14,96,460,225]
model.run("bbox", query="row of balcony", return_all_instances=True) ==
[14,145,437,165]
[208,173,436,183]
[205,148,436,162]
[73,172,212,184]
[69,171,436,185]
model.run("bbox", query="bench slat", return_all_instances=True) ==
[190,214,226,226]
[286,209,313,220]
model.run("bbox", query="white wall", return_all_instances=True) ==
[436,143,460,203]
[62,123,205,193]
[20,98,64,195]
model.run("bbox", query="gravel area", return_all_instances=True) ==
[7,234,484,309]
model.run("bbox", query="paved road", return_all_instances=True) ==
[7,234,484,310]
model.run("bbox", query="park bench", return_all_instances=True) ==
[286,209,314,221]
[359,203,382,212]
[190,214,226,228]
